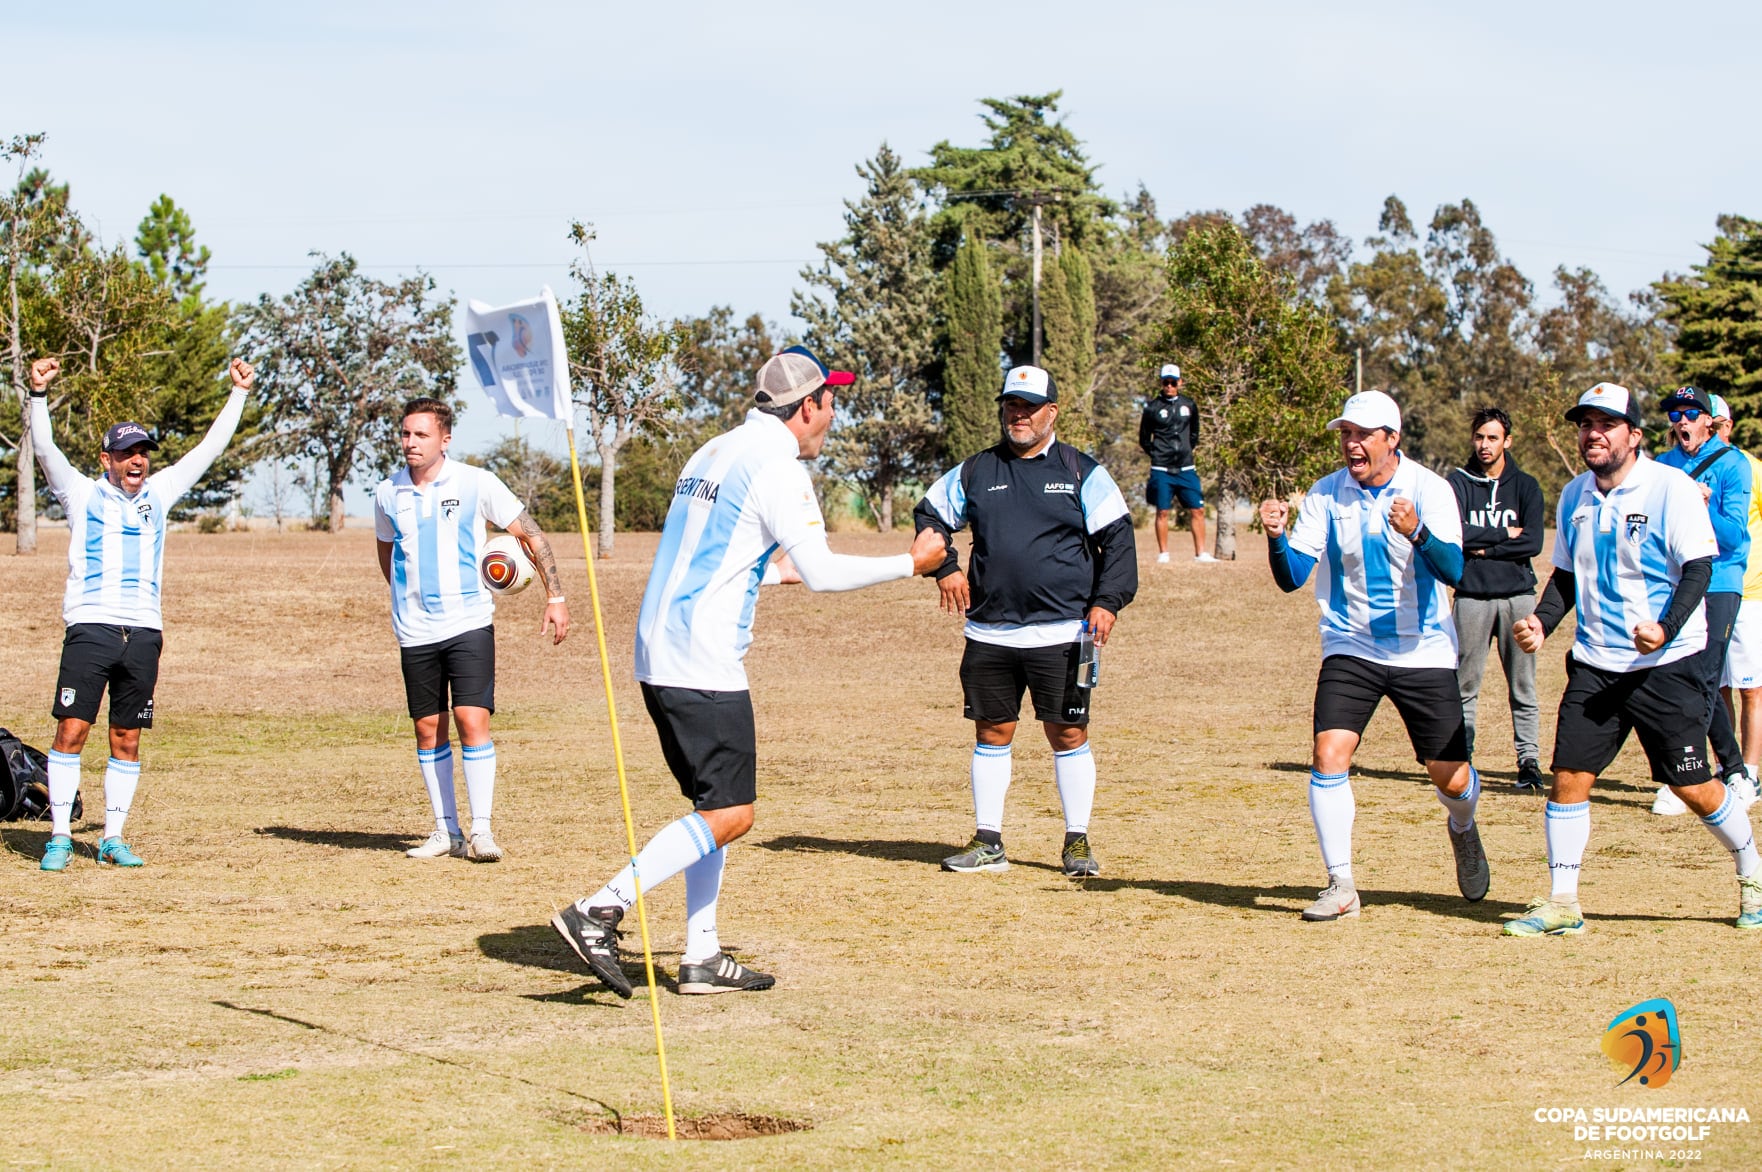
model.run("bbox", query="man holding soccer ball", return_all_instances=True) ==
[373,396,569,863]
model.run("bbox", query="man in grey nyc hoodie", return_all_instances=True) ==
[1449,407,1547,791]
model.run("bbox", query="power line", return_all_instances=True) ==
[207,258,814,272]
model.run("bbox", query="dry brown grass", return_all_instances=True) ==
[0,526,1758,1169]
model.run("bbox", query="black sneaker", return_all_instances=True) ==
[550,903,632,999]
[677,952,775,995]
[1061,833,1102,877]
[1515,759,1547,793]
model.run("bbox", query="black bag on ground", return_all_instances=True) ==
[0,728,79,823]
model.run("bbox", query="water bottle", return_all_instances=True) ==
[1077,621,1099,689]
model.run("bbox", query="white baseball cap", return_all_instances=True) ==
[1711,393,1731,421]
[1159,363,1181,380]
[1326,390,1401,434]
[1565,382,1643,429]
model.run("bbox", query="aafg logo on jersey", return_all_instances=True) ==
[1601,999,1680,1088]
[1625,513,1649,545]
[1044,481,1076,495]
[135,500,154,520]
[59,687,75,708]
[442,498,461,521]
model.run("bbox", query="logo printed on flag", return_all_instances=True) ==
[463,288,572,420]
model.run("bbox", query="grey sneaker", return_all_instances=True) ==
[1301,881,1361,921]
[677,952,775,995]
[1448,821,1491,901]
[1061,834,1101,877]
[550,904,632,999]
[941,836,1009,873]
[406,830,467,859]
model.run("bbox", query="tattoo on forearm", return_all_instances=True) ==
[515,511,563,595]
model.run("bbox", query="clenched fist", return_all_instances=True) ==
[29,357,59,394]
[1387,496,1419,537]
[1513,613,1545,654]
[230,357,255,391]
[1259,498,1289,538]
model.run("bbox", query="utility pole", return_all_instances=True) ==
[1030,202,1044,366]
[1355,346,1363,395]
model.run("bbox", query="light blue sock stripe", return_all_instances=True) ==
[1703,791,1738,827]
[1054,745,1092,758]
[105,758,141,774]
[49,750,81,765]
[684,812,715,857]
[417,745,453,762]
[461,742,495,759]
[974,744,1012,757]
[1310,770,1349,788]
[1546,800,1590,819]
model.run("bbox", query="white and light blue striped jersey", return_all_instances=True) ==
[1553,455,1718,671]
[634,411,835,691]
[1287,454,1463,669]
[374,458,524,648]
[31,390,248,630]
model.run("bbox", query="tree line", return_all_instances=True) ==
[5,98,1759,556]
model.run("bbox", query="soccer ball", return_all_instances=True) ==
[480,534,535,596]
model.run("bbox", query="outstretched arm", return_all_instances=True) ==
[27,359,79,496]
[504,510,570,644]
[151,358,254,502]
[784,528,947,592]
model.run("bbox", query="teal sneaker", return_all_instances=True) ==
[96,838,144,867]
[1502,897,1586,937]
[40,835,74,873]
[1737,874,1762,930]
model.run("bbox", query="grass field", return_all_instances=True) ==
[1,525,1758,1170]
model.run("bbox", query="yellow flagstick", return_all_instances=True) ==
[565,424,677,1142]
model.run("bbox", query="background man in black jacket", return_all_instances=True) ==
[915,365,1138,878]
[1138,364,1213,564]
[1449,407,1547,790]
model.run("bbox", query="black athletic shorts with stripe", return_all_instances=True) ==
[641,683,757,811]
[399,625,496,718]
[1551,653,1712,787]
[1312,654,1468,763]
[53,623,162,728]
[959,638,1090,726]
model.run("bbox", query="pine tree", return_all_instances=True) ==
[941,228,1002,460]
[1657,215,1762,445]
[794,142,938,530]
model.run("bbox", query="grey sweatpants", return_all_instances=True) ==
[1454,593,1540,764]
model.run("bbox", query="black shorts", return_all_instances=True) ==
[399,626,495,719]
[641,683,757,811]
[1551,654,1713,787]
[53,624,163,728]
[959,638,1090,727]
[1313,654,1468,763]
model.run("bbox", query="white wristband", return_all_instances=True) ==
[547,596,566,605]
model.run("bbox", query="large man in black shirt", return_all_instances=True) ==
[914,365,1138,878]
[1139,363,1212,564]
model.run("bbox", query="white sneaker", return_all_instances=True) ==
[469,831,504,862]
[1194,552,1218,563]
[407,830,468,858]
[1726,771,1759,810]
[1650,786,1689,817]
[1155,552,1170,564]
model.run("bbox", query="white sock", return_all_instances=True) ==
[417,744,459,836]
[1545,800,1590,900]
[47,750,80,837]
[1700,786,1761,877]
[580,812,718,913]
[102,757,140,840]
[461,741,496,836]
[682,847,728,964]
[1308,770,1355,884]
[972,743,1012,834]
[1435,767,1481,832]
[1053,743,1095,834]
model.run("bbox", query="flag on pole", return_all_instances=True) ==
[463,287,573,420]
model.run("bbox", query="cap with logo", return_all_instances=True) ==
[1159,363,1182,381]
[753,345,854,409]
[997,365,1058,406]
[1564,382,1644,429]
[1661,386,1713,417]
[1325,390,1402,434]
[1710,393,1731,421]
[102,422,160,453]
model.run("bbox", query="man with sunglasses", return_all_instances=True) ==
[1652,387,1754,815]
[1138,364,1212,564]
[1507,383,1760,934]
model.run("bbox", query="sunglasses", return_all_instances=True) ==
[1666,408,1704,422]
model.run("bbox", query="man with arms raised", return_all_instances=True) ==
[551,346,947,997]
[1261,390,1485,921]
[916,364,1137,878]
[28,355,253,871]
[1506,383,1761,934]
[374,397,569,863]
[1650,386,1753,815]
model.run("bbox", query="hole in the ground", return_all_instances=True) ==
[557,1109,811,1141]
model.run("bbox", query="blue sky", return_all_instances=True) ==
[9,1,1759,485]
